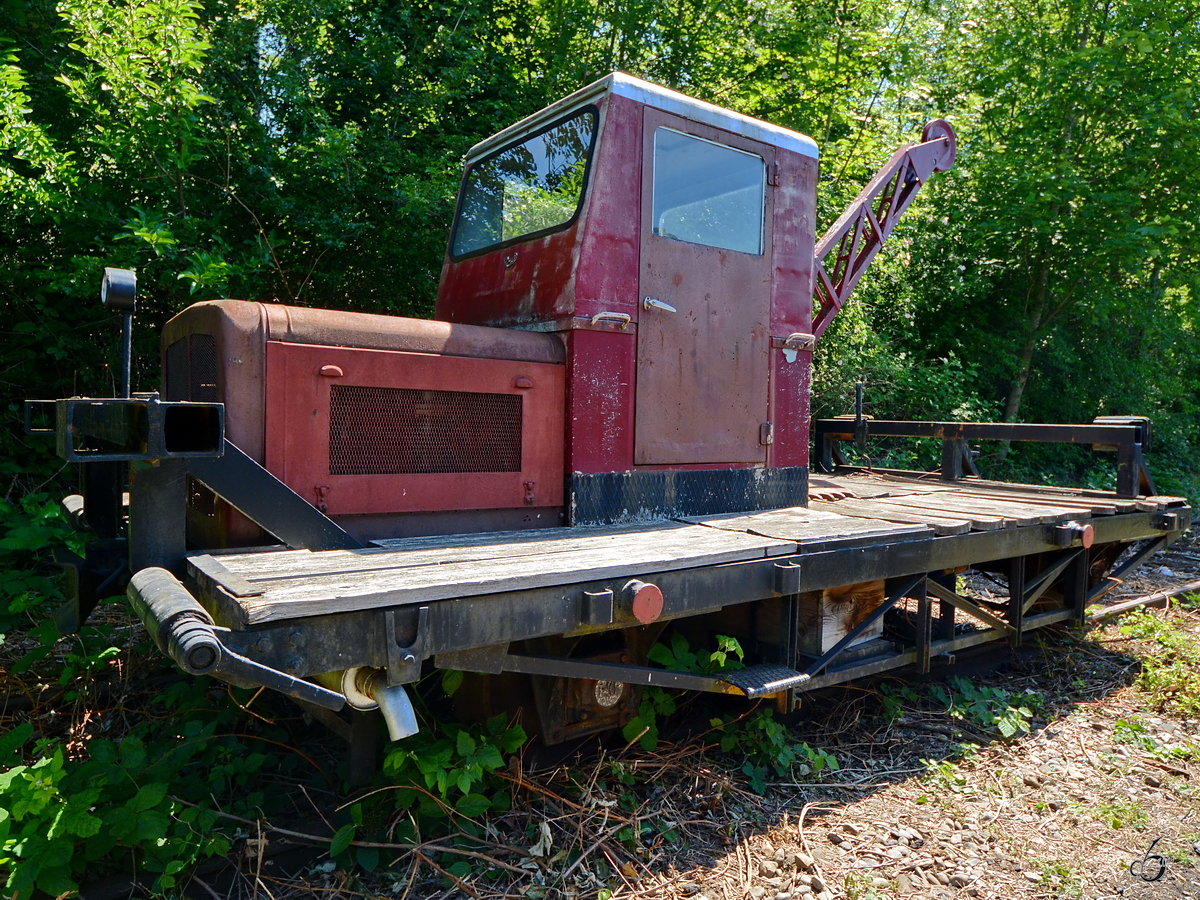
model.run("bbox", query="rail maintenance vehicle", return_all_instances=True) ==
[26,73,1189,775]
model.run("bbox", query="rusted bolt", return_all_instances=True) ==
[623,580,664,624]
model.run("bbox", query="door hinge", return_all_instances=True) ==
[768,163,781,187]
[760,422,774,445]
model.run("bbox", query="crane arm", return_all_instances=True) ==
[812,119,957,340]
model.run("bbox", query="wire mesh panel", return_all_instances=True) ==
[164,334,218,403]
[329,385,523,476]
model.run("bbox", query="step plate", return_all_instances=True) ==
[720,663,811,698]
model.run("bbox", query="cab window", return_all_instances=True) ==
[451,108,597,258]
[652,128,765,255]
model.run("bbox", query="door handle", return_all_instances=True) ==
[642,297,677,313]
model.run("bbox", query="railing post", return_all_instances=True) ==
[941,439,965,481]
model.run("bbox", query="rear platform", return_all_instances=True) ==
[184,474,1189,713]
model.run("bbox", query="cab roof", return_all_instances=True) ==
[464,72,820,165]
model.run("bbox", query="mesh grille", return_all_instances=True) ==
[189,334,218,402]
[329,385,523,475]
[163,334,218,402]
[165,338,187,402]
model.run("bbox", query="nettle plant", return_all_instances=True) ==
[930,676,1044,739]
[621,633,839,791]
[0,688,282,898]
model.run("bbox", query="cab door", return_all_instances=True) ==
[634,107,775,466]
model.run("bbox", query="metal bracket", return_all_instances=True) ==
[385,606,429,685]
[772,560,802,594]
[1151,511,1184,532]
[1020,549,1083,616]
[580,589,615,626]
[25,395,224,463]
[189,440,362,552]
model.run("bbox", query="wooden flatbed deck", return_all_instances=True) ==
[188,474,1187,628]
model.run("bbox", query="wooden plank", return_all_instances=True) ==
[824,474,957,499]
[827,470,1185,512]
[872,496,1011,530]
[872,472,1179,511]
[946,487,1115,516]
[893,494,1081,526]
[685,506,930,548]
[886,494,1045,526]
[209,524,797,625]
[207,523,703,584]
[189,553,262,598]
[857,489,1085,527]
[808,500,971,536]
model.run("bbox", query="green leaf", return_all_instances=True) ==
[356,846,380,872]
[0,722,32,762]
[447,859,473,878]
[441,669,464,697]
[135,809,171,842]
[129,781,168,813]
[330,822,356,857]
[647,643,675,666]
[500,725,527,754]
[118,738,146,772]
[475,744,503,771]
[455,731,476,758]
[454,793,491,818]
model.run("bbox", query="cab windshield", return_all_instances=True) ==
[451,108,598,258]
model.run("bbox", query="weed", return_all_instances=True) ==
[0,679,284,897]
[915,758,968,806]
[713,708,839,791]
[1163,837,1199,868]
[930,675,1042,738]
[622,633,744,750]
[1037,859,1083,899]
[1114,717,1158,751]
[621,634,839,791]
[844,870,883,900]
[1094,799,1149,831]
[1118,609,1200,716]
[877,682,918,722]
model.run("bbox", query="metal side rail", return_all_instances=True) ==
[501,653,810,698]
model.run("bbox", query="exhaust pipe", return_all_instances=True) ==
[321,667,420,742]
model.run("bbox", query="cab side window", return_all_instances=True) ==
[651,128,765,255]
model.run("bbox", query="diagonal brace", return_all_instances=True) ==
[926,578,1015,635]
[1021,550,1083,615]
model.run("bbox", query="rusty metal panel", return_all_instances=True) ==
[634,107,774,466]
[265,341,564,515]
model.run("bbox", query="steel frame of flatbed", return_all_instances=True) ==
[190,476,1189,708]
